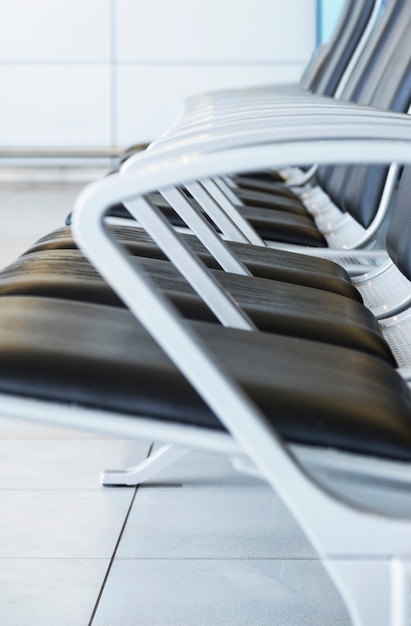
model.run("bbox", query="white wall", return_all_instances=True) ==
[0,0,316,149]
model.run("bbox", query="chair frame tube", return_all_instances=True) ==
[71,109,411,624]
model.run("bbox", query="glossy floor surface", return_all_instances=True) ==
[0,182,350,625]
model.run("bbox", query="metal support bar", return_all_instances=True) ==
[161,187,251,275]
[124,196,257,330]
[101,444,190,486]
[185,181,250,243]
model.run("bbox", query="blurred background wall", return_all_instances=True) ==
[0,0,319,151]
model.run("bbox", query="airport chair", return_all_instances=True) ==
[64,114,411,625]
[67,100,410,498]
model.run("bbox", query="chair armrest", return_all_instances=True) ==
[71,119,411,626]
[120,104,411,168]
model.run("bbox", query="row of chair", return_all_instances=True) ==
[73,123,411,624]
[72,115,411,624]
[3,1,411,623]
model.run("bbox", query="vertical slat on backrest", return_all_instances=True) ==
[340,54,411,227]
[314,0,396,191]
[386,167,411,279]
[311,0,377,96]
[321,2,411,227]
[342,0,407,102]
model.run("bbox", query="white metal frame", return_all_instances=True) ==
[202,156,400,253]
[71,109,411,624]
[127,102,411,272]
[151,0,411,258]
[121,117,411,318]
[101,444,190,486]
[160,187,251,274]
[153,183,411,318]
[4,388,411,497]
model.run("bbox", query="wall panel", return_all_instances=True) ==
[0,66,111,146]
[116,63,306,145]
[0,0,110,61]
[117,0,315,61]
[0,1,316,149]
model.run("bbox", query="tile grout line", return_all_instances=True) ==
[0,556,320,561]
[87,441,155,625]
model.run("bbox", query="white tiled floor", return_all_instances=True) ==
[0,182,350,624]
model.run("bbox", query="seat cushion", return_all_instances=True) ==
[0,250,392,363]
[67,193,326,247]
[230,183,309,215]
[230,175,300,198]
[143,198,326,247]
[26,226,359,300]
[236,206,327,247]
[231,170,287,185]
[0,296,410,461]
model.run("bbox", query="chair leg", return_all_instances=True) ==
[324,557,411,626]
[100,444,190,486]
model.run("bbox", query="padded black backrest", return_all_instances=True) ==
[322,3,411,228]
[341,63,411,227]
[308,0,358,92]
[315,0,405,192]
[386,166,411,280]
[310,0,377,96]
[342,0,408,101]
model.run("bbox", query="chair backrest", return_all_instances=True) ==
[315,0,407,191]
[386,166,411,279]
[341,0,408,102]
[309,0,380,96]
[319,1,411,229]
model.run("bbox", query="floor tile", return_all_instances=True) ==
[0,490,132,558]
[149,447,267,488]
[0,439,150,490]
[117,489,315,559]
[92,559,350,625]
[0,558,109,626]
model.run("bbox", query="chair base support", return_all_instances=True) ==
[100,443,190,486]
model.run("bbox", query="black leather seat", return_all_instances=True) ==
[0,295,409,461]
[25,225,361,299]
[0,248,392,361]
[307,0,378,97]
